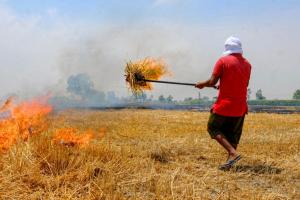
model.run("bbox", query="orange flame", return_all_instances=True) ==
[135,58,168,90]
[125,58,170,94]
[52,127,103,147]
[0,95,52,152]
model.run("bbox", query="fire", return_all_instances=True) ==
[52,127,105,147]
[0,95,52,152]
[0,120,19,153]
[125,58,169,95]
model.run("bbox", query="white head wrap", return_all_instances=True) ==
[223,36,243,55]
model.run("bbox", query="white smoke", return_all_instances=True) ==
[0,4,64,98]
[0,3,300,100]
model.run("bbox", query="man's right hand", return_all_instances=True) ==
[195,82,206,89]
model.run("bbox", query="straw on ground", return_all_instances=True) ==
[0,109,299,199]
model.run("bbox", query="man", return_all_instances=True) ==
[195,36,251,170]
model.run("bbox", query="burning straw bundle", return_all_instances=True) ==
[125,58,169,95]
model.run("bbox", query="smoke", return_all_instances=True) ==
[0,2,300,102]
[57,20,300,100]
[57,23,222,100]
[0,3,79,100]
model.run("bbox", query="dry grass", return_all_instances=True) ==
[0,109,299,199]
[125,58,169,95]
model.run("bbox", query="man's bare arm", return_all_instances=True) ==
[195,75,220,89]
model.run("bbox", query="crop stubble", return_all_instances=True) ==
[0,109,299,199]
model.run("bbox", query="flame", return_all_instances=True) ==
[135,58,168,90]
[0,95,52,152]
[52,127,102,147]
[0,120,19,153]
[125,58,169,94]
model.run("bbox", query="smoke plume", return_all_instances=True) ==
[0,2,300,102]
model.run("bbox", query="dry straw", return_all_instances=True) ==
[125,58,169,95]
[0,110,298,199]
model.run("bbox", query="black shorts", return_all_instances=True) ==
[207,112,245,147]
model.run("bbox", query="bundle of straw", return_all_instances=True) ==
[125,58,168,95]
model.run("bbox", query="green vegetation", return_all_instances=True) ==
[248,99,300,106]
[293,89,300,100]
[255,89,266,100]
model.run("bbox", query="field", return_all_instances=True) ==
[0,109,299,199]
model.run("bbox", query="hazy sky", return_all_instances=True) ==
[0,0,300,100]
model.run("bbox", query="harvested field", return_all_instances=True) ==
[0,109,299,199]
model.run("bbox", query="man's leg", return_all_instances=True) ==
[221,116,245,158]
[214,134,239,161]
[231,116,245,151]
[207,113,240,161]
[221,132,238,160]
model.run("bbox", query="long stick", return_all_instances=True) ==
[143,79,218,89]
[144,79,195,86]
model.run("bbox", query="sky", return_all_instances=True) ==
[0,0,300,100]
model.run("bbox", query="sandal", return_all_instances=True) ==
[218,155,241,171]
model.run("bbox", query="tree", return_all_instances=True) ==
[158,95,165,103]
[67,73,105,103]
[67,73,94,98]
[166,95,174,103]
[136,92,147,102]
[256,89,266,100]
[149,95,154,102]
[293,89,300,100]
[202,96,210,101]
[184,97,193,102]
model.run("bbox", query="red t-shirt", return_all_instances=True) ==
[212,54,251,117]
